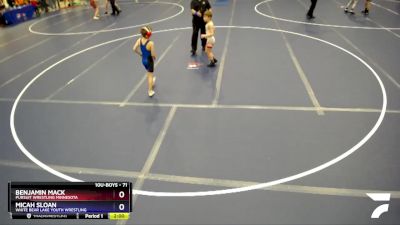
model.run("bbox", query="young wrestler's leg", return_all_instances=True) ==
[205,47,210,60]
[345,0,357,13]
[146,57,155,96]
[366,0,371,10]
[351,0,359,9]
[115,1,121,11]
[95,6,99,18]
[210,48,217,64]
[362,0,371,14]
[91,0,100,19]
[207,47,214,62]
[205,47,211,65]
[104,0,109,14]
[345,0,352,9]
[147,72,155,96]
[147,72,154,91]
[206,46,217,67]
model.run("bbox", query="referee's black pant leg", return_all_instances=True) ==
[191,22,200,52]
[110,0,118,14]
[307,0,317,16]
[200,22,206,50]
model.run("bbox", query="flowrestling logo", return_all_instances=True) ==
[367,193,391,219]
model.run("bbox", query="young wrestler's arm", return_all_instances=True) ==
[133,39,142,56]
[149,42,157,60]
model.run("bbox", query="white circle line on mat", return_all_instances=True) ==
[10,26,387,197]
[28,1,184,35]
[255,0,400,30]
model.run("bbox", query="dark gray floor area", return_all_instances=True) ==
[132,181,400,224]
[150,108,379,182]
[0,0,399,224]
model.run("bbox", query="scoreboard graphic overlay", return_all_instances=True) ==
[8,182,132,220]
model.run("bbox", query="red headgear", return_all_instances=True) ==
[143,26,152,38]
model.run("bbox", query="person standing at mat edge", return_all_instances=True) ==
[201,10,218,67]
[344,0,359,14]
[344,0,371,14]
[105,0,121,15]
[133,26,157,97]
[307,0,317,19]
[90,0,100,20]
[109,0,121,15]
[191,0,212,56]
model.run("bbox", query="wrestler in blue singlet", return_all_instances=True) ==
[140,39,154,72]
